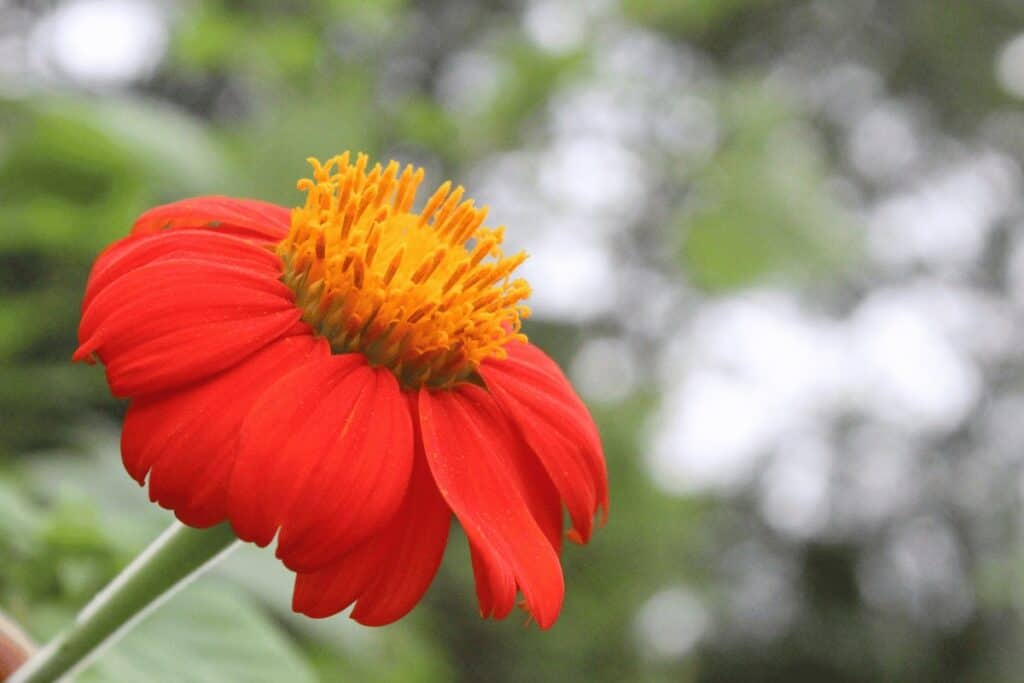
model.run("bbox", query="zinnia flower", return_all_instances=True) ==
[74,153,608,629]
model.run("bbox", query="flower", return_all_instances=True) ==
[74,153,608,629]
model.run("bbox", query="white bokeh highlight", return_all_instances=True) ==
[634,587,708,661]
[31,0,167,87]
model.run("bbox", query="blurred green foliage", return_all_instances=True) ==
[679,84,855,291]
[623,0,781,38]
[1,0,1022,681]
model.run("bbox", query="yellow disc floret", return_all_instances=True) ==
[278,153,531,389]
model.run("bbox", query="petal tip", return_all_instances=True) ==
[292,593,330,619]
[71,343,98,364]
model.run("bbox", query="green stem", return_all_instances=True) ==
[10,521,238,683]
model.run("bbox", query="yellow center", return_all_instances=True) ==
[278,153,531,390]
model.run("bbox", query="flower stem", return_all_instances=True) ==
[9,521,238,683]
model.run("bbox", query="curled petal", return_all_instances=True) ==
[418,385,564,629]
[506,425,563,556]
[132,196,290,243]
[468,539,518,621]
[75,232,302,397]
[466,399,561,621]
[121,335,320,527]
[80,229,284,314]
[228,352,415,572]
[293,430,451,625]
[480,341,608,544]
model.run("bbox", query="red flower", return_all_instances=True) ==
[74,154,608,629]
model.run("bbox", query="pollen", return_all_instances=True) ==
[278,153,531,389]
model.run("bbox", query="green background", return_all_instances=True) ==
[3,0,1024,681]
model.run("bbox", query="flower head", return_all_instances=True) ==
[283,153,531,389]
[74,153,608,628]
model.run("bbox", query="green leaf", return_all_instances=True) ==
[24,435,171,553]
[79,581,316,683]
[81,98,228,194]
[0,476,42,548]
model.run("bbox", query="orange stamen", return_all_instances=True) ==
[278,153,530,389]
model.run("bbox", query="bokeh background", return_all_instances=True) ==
[2,0,1024,681]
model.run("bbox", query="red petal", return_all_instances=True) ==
[292,429,451,625]
[469,540,516,620]
[468,404,561,622]
[418,385,565,629]
[480,341,608,544]
[81,229,284,313]
[508,428,564,556]
[274,367,414,571]
[131,196,290,243]
[75,231,301,398]
[228,352,415,572]
[121,335,320,527]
